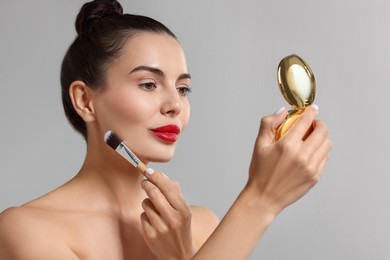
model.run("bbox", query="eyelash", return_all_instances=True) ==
[138,82,192,96]
[139,82,157,91]
[177,86,192,96]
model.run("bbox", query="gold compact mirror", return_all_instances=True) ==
[275,54,316,140]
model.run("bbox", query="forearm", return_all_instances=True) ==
[192,107,331,259]
[192,186,280,260]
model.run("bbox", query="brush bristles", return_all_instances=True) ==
[104,131,122,150]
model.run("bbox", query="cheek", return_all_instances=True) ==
[94,90,157,134]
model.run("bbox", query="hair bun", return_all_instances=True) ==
[75,0,123,35]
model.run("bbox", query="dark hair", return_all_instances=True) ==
[61,0,176,139]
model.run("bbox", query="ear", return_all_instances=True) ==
[69,80,96,122]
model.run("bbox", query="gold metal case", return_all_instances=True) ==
[275,54,316,140]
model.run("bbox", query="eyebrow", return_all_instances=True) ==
[130,65,191,81]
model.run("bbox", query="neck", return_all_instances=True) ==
[73,133,147,218]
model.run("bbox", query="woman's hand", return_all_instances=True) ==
[141,169,194,260]
[246,105,333,214]
[192,105,332,260]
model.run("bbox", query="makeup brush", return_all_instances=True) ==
[104,131,148,175]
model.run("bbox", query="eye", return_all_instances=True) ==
[177,86,192,96]
[139,82,157,91]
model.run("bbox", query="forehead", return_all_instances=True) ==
[111,32,188,73]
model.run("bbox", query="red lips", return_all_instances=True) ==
[150,124,180,143]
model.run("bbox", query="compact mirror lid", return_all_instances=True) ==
[277,54,316,109]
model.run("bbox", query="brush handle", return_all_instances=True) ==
[137,162,148,175]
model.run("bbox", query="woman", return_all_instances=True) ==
[0,0,332,259]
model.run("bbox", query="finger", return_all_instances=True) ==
[301,129,332,182]
[142,179,176,219]
[140,212,156,239]
[303,120,329,152]
[314,154,331,180]
[285,105,319,141]
[257,107,288,146]
[144,168,189,212]
[141,198,168,234]
[142,198,162,223]
[311,136,333,172]
[297,119,332,177]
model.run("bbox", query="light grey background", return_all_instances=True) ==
[1,0,389,259]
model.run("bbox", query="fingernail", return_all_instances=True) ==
[145,168,155,175]
[161,172,169,179]
[311,104,319,111]
[274,106,286,115]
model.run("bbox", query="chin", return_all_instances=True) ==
[140,156,173,164]
[150,157,173,163]
[138,147,176,164]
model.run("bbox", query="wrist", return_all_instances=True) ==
[239,183,283,220]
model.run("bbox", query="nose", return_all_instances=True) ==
[161,87,182,117]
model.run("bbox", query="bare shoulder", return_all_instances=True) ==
[0,206,78,259]
[190,205,219,250]
[191,205,219,225]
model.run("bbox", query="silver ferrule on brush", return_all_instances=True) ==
[115,142,141,168]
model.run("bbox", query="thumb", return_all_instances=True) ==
[257,107,288,146]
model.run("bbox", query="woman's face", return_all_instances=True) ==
[92,32,191,163]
